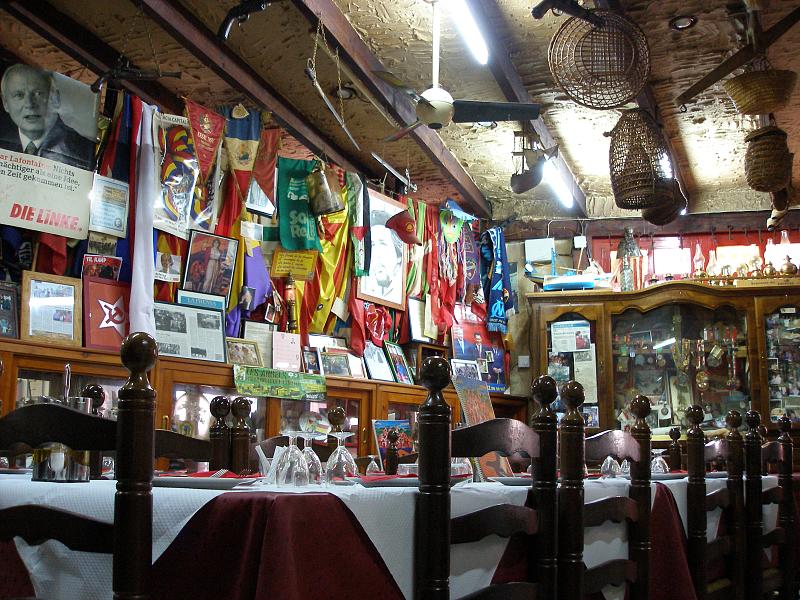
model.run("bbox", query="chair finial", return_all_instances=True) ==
[81,384,106,414]
[686,405,704,427]
[210,396,231,420]
[669,426,681,442]
[630,394,651,420]
[726,409,742,430]
[778,414,791,434]
[560,380,584,412]
[532,375,558,407]
[120,332,158,375]
[420,356,451,393]
[745,409,761,431]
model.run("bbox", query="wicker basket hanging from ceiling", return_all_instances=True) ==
[548,10,650,110]
[723,69,797,115]
[641,182,686,226]
[608,108,674,210]
[744,126,792,193]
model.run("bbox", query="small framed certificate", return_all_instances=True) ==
[21,271,82,347]
[89,175,129,238]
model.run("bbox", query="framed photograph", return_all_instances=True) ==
[83,277,130,351]
[0,282,19,339]
[238,285,256,311]
[452,304,506,392]
[384,341,414,385]
[303,347,321,374]
[81,254,122,280]
[319,351,352,377]
[364,341,395,382]
[153,301,226,363]
[181,231,238,304]
[356,189,408,311]
[451,359,481,381]
[154,252,182,283]
[348,353,368,379]
[243,320,275,368]
[307,334,347,350]
[176,289,226,312]
[21,271,82,347]
[407,297,431,342]
[476,358,489,374]
[225,337,263,367]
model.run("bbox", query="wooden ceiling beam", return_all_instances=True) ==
[503,210,799,241]
[594,0,694,207]
[135,0,373,176]
[464,0,587,218]
[289,0,491,218]
[0,0,182,112]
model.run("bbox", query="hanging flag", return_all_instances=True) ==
[183,98,226,183]
[480,227,513,335]
[301,187,350,334]
[346,172,370,277]
[405,198,426,297]
[248,127,280,210]
[277,157,320,251]
[348,275,366,356]
[423,204,442,331]
[129,101,157,336]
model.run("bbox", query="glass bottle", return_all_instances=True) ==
[620,255,634,292]
[692,243,706,277]
[780,230,791,245]
[706,249,718,276]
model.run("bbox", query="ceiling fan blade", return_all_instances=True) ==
[452,100,541,123]
[383,120,423,142]
[373,70,432,108]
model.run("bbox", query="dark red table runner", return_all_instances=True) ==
[2,481,787,599]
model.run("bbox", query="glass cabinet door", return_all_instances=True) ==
[170,383,265,441]
[279,394,364,459]
[16,367,126,416]
[764,305,800,422]
[612,303,750,433]
[543,310,603,428]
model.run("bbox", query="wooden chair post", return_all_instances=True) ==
[531,374,558,597]
[744,410,763,600]
[209,396,231,471]
[686,405,707,599]
[114,332,157,600]
[558,380,585,600]
[725,410,745,600]
[777,415,796,600]
[629,394,652,600]
[668,426,682,471]
[415,357,452,600]
[229,397,251,474]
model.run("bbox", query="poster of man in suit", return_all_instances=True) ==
[0,64,98,238]
[450,310,506,392]
[0,63,96,171]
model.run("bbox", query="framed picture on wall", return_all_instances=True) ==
[225,337,263,367]
[21,271,82,347]
[83,277,130,352]
[153,301,226,363]
[384,341,414,385]
[364,341,395,382]
[181,231,239,305]
[0,282,19,339]
[356,189,408,311]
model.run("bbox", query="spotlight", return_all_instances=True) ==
[669,15,697,31]
[333,86,357,100]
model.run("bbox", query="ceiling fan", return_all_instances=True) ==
[374,0,542,142]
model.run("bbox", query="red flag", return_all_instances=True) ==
[184,99,225,183]
[251,128,280,202]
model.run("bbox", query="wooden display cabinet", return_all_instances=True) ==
[0,337,527,456]
[527,280,800,432]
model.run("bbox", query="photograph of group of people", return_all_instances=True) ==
[451,323,505,388]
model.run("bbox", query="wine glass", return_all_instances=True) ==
[620,458,631,476]
[650,449,669,475]
[325,431,357,484]
[276,432,310,487]
[298,431,325,484]
[365,455,381,475]
[600,455,622,478]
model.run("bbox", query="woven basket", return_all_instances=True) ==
[548,10,650,110]
[642,182,685,226]
[723,70,797,115]
[609,109,674,209]
[744,126,791,192]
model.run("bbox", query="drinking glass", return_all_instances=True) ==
[650,449,669,474]
[365,455,381,475]
[325,432,357,484]
[620,458,631,476]
[298,431,324,484]
[276,432,310,487]
[600,455,622,478]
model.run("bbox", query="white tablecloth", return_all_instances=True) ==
[0,474,781,600]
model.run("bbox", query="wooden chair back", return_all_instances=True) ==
[0,331,158,600]
[685,406,745,600]
[414,360,555,600]
[744,411,796,599]
[558,382,651,600]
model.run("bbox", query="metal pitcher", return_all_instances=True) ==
[306,164,344,216]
